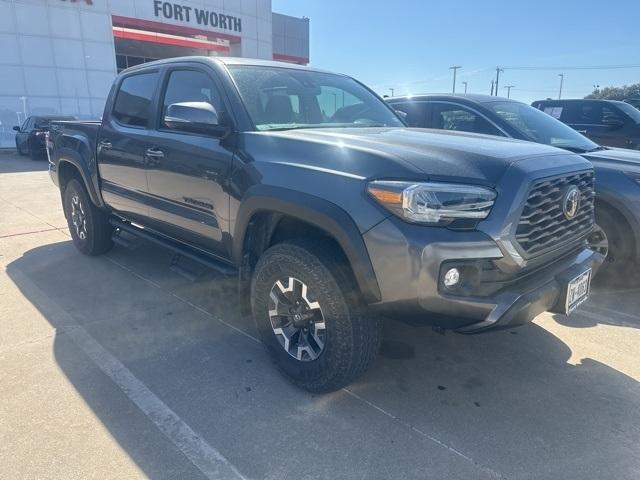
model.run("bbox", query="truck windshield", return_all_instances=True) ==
[227,66,405,131]
[487,101,600,153]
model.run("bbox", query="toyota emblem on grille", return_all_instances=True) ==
[562,186,581,220]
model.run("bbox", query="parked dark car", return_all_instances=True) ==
[387,94,640,281]
[531,99,640,150]
[48,58,601,392]
[13,115,75,159]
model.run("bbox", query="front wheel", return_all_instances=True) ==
[16,139,26,156]
[251,240,381,393]
[63,179,113,256]
[592,205,637,286]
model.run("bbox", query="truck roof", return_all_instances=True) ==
[122,56,334,76]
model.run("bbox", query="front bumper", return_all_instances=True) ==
[363,217,604,333]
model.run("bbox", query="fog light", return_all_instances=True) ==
[443,268,460,288]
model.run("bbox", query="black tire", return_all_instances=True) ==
[63,178,113,256]
[251,240,381,393]
[16,139,26,156]
[593,203,637,286]
[28,139,41,160]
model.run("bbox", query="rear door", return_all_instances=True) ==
[560,102,628,147]
[144,65,235,258]
[97,69,160,222]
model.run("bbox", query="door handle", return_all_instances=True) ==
[145,147,164,159]
[98,140,112,150]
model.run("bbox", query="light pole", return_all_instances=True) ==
[504,85,515,98]
[449,66,462,93]
[490,80,495,96]
[462,81,468,93]
[389,87,395,97]
[495,67,503,96]
[19,96,27,118]
[558,74,564,99]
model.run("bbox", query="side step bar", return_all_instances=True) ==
[109,218,236,276]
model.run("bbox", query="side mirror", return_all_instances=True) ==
[13,126,20,132]
[394,109,408,122]
[164,102,228,137]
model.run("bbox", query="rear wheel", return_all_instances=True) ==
[28,139,41,160]
[251,240,381,393]
[63,179,113,256]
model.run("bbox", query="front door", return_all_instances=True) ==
[97,70,160,223]
[144,67,234,258]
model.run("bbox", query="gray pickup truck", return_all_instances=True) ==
[48,57,602,392]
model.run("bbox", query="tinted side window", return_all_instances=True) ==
[391,102,428,127]
[431,104,501,135]
[601,106,625,124]
[112,72,159,127]
[161,70,223,130]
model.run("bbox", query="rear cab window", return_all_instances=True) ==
[112,71,160,127]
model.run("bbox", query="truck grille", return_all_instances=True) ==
[515,170,595,256]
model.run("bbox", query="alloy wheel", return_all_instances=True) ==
[588,224,609,260]
[70,194,87,240]
[268,276,326,362]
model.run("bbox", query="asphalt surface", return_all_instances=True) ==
[1,150,639,480]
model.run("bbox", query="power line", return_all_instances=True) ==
[502,64,640,71]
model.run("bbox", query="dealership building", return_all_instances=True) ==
[0,0,310,148]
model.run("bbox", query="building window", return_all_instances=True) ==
[116,55,159,73]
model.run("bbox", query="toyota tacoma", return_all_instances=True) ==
[48,57,603,392]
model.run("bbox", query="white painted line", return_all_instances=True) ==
[342,388,503,479]
[9,268,247,480]
[585,305,639,323]
[576,308,639,329]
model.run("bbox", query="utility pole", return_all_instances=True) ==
[495,67,503,96]
[389,87,395,97]
[449,66,462,93]
[490,80,495,96]
[504,85,515,99]
[462,81,468,93]
[558,74,564,99]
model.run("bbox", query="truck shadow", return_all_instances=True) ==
[0,151,49,173]
[6,240,640,479]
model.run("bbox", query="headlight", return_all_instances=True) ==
[367,180,496,225]
[625,171,640,186]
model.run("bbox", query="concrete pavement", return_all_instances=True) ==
[1,150,639,479]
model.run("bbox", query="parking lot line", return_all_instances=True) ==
[580,307,639,327]
[9,267,247,480]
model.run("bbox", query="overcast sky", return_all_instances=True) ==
[272,0,640,103]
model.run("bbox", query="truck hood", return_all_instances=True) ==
[582,147,640,169]
[261,127,578,185]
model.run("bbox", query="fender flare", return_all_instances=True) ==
[233,185,382,303]
[56,146,105,208]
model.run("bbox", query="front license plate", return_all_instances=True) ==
[565,269,591,314]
